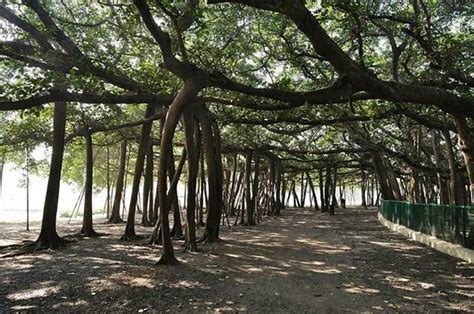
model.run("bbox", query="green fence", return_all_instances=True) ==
[379,200,474,248]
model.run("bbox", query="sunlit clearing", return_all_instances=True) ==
[8,285,60,301]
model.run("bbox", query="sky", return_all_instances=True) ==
[0,162,105,222]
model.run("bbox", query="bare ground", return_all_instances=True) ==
[0,207,473,312]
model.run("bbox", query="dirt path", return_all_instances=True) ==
[1,207,473,312]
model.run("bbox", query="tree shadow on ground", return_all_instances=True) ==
[0,207,473,312]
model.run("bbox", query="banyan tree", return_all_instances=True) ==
[0,0,473,263]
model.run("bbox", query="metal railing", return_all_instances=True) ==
[379,200,474,247]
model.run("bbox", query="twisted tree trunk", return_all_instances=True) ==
[34,102,67,249]
[156,79,201,264]
[183,106,199,251]
[122,104,154,240]
[198,107,223,242]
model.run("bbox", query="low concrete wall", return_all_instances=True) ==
[377,212,473,264]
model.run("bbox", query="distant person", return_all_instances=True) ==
[340,198,346,209]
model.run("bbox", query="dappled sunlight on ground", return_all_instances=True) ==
[342,283,380,295]
[0,207,473,312]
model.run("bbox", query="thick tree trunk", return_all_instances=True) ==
[228,154,238,216]
[292,180,297,207]
[300,172,306,207]
[374,179,381,206]
[121,146,130,218]
[222,161,232,220]
[286,180,293,205]
[249,150,260,224]
[372,153,394,200]
[233,169,244,214]
[339,179,346,209]
[152,117,165,225]
[245,150,253,224]
[198,147,206,227]
[303,173,309,207]
[275,161,283,215]
[157,79,201,264]
[281,173,287,208]
[453,115,474,205]
[361,168,367,208]
[198,108,223,242]
[149,148,186,245]
[34,102,67,248]
[267,159,274,215]
[106,146,111,219]
[369,175,375,205]
[169,148,184,239]
[213,121,225,228]
[142,141,153,226]
[306,171,319,211]
[80,131,99,237]
[110,142,127,223]
[291,180,301,208]
[147,146,155,225]
[452,115,474,248]
[329,166,337,215]
[431,131,449,204]
[419,175,427,203]
[323,166,331,212]
[409,127,423,203]
[122,104,154,240]
[318,168,325,211]
[385,158,402,200]
[443,130,462,206]
[443,129,464,243]
[183,107,199,251]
